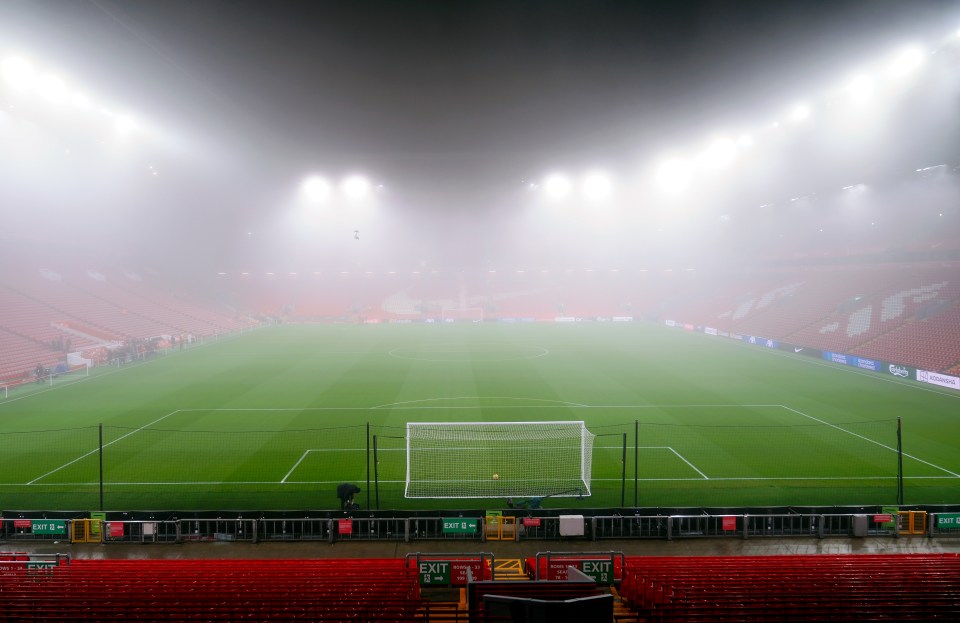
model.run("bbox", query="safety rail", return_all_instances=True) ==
[179,518,257,542]
[3,511,957,544]
[257,517,330,542]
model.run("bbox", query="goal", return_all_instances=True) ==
[405,421,595,498]
[440,307,484,322]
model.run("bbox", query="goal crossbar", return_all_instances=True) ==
[405,421,594,499]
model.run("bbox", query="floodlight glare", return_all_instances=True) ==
[737,134,753,148]
[656,158,692,195]
[115,114,137,135]
[889,46,924,77]
[2,57,35,91]
[543,173,572,199]
[36,74,66,104]
[582,171,612,201]
[846,74,874,101]
[789,103,811,122]
[302,176,331,202]
[71,91,92,109]
[699,137,737,169]
[342,174,371,199]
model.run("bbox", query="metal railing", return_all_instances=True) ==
[101,520,181,544]
[2,511,955,544]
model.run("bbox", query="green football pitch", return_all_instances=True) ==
[1,323,957,511]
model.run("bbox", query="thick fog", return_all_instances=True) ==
[1,0,958,279]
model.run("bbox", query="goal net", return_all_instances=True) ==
[440,307,484,322]
[405,421,595,499]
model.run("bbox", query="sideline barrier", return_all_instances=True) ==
[484,512,517,541]
[71,518,101,543]
[0,510,949,544]
[930,512,960,537]
[101,520,181,543]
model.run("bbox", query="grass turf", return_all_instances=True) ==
[0,322,957,511]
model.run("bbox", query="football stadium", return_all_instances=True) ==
[1,1,960,621]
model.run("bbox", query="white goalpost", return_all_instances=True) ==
[440,307,485,322]
[404,421,595,499]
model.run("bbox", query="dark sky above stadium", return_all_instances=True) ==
[4,0,956,175]
[1,0,958,270]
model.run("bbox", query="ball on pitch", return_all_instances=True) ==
[492,473,500,480]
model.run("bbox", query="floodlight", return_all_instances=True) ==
[846,74,874,101]
[888,46,924,77]
[36,74,68,103]
[789,103,811,122]
[71,91,92,109]
[655,158,692,195]
[699,137,737,169]
[737,134,753,148]
[582,170,612,201]
[302,176,331,202]
[115,114,137,134]
[342,174,371,199]
[543,173,572,199]
[2,57,35,91]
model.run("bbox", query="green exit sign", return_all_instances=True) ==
[442,518,478,534]
[937,513,960,528]
[418,561,451,585]
[579,560,613,584]
[31,520,66,535]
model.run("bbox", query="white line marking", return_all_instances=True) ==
[779,405,960,478]
[180,404,780,412]
[387,347,550,363]
[26,410,183,485]
[372,396,589,409]
[281,450,311,483]
[9,475,955,487]
[667,447,709,479]
[280,447,396,482]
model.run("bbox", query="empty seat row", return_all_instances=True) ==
[619,553,960,622]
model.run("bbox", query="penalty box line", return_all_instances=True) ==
[596,443,708,480]
[26,409,183,486]
[778,405,960,478]
[281,447,402,483]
